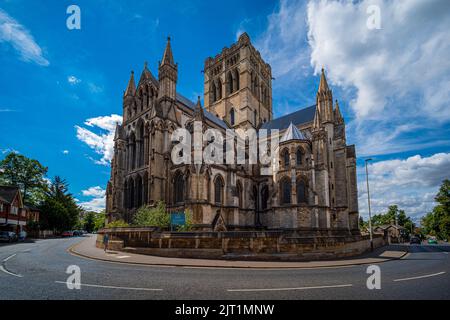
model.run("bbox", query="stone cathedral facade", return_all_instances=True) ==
[106,33,360,234]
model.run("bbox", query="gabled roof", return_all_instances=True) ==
[139,63,159,87]
[261,105,316,131]
[0,186,20,204]
[280,122,307,142]
[176,94,228,129]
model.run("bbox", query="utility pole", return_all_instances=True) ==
[365,158,374,252]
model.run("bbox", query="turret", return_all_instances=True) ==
[316,68,334,124]
[123,71,136,122]
[158,37,178,100]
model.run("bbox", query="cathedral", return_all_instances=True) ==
[106,33,360,234]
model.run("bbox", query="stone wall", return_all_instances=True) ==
[97,227,384,261]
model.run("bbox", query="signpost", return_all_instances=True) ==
[170,212,186,231]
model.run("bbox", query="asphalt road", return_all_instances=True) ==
[0,237,449,300]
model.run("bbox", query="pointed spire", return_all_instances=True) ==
[313,107,321,130]
[161,36,175,66]
[280,122,306,142]
[124,71,136,97]
[193,96,204,120]
[334,100,344,124]
[318,67,330,93]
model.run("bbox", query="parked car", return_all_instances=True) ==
[0,231,18,243]
[61,231,74,238]
[428,237,438,245]
[410,236,421,245]
[73,230,84,237]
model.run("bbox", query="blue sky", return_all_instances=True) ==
[1,0,449,221]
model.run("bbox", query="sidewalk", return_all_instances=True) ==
[69,235,408,269]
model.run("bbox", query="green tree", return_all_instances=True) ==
[422,180,450,240]
[83,212,96,233]
[39,176,81,232]
[0,152,48,205]
[133,201,170,228]
[370,205,415,235]
[94,211,107,231]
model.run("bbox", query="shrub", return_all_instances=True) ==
[105,219,129,228]
[134,201,170,228]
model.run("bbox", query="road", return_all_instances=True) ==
[0,237,449,300]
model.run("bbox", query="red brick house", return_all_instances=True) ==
[0,186,27,233]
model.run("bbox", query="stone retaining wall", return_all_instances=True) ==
[96,228,385,261]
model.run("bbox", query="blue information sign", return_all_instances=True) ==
[171,212,186,226]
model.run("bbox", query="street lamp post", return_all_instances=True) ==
[365,158,374,252]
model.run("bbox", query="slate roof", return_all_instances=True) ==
[280,122,307,142]
[0,186,20,204]
[261,105,316,131]
[176,94,229,129]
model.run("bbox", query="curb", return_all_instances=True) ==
[67,238,409,270]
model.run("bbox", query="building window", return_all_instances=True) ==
[10,206,18,215]
[281,178,291,205]
[297,180,307,204]
[174,172,184,204]
[261,185,269,210]
[0,203,3,212]
[214,176,224,204]
[230,108,235,126]
[282,149,290,168]
[296,149,303,166]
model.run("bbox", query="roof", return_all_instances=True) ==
[280,122,307,142]
[176,94,229,129]
[375,224,405,230]
[261,105,316,131]
[0,186,20,204]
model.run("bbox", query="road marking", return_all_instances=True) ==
[55,281,163,291]
[393,271,446,282]
[116,256,131,259]
[0,265,23,278]
[227,284,353,292]
[3,253,17,262]
[0,254,23,278]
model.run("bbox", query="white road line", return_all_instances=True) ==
[227,284,353,292]
[0,265,23,278]
[54,281,163,291]
[393,271,446,282]
[116,256,131,259]
[3,253,17,262]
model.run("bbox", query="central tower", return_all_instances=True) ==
[204,33,273,129]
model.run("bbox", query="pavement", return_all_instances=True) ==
[1,236,450,299]
[70,235,408,269]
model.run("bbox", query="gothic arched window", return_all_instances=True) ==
[230,108,235,126]
[236,181,243,208]
[174,172,184,204]
[227,72,233,94]
[296,149,303,166]
[261,185,269,210]
[282,149,290,168]
[281,178,291,205]
[234,69,240,91]
[297,179,307,204]
[214,175,224,204]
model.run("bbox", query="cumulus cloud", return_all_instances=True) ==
[0,8,49,66]
[78,186,106,212]
[62,150,69,155]
[358,153,450,221]
[307,0,450,121]
[75,114,122,166]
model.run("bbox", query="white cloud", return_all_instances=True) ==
[358,153,450,222]
[67,75,81,85]
[254,1,311,92]
[82,186,106,198]
[75,114,122,166]
[62,150,69,155]
[307,0,450,121]
[0,8,49,66]
[78,186,106,212]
